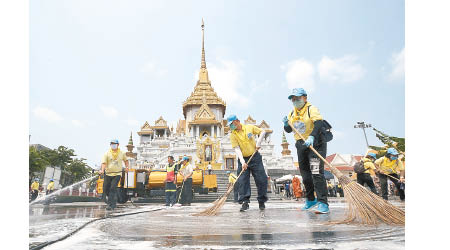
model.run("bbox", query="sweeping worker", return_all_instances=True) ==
[99,139,129,210]
[374,148,405,201]
[179,156,194,206]
[30,178,40,201]
[228,114,268,212]
[165,156,177,207]
[283,88,329,214]
[227,171,239,202]
[46,179,55,195]
[357,152,378,194]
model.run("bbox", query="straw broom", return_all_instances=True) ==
[194,151,257,216]
[288,121,405,225]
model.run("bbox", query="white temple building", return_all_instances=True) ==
[128,20,297,175]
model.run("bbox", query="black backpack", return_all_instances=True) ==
[353,161,366,174]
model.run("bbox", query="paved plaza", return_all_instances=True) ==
[29,199,405,249]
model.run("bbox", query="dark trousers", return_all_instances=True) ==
[378,173,405,201]
[165,182,177,205]
[31,190,38,201]
[233,182,239,202]
[103,175,121,208]
[179,178,193,204]
[296,139,328,205]
[357,173,378,194]
[236,151,268,204]
[286,188,291,198]
[328,188,335,197]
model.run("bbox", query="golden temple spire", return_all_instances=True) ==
[198,18,209,82]
[201,18,206,69]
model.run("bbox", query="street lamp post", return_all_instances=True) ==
[354,121,372,148]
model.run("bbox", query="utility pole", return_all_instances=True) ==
[354,121,371,148]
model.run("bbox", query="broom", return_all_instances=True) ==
[174,180,185,207]
[194,151,257,216]
[288,121,405,225]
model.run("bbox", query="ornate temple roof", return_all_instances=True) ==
[138,121,153,135]
[244,115,256,125]
[182,19,226,118]
[151,116,168,129]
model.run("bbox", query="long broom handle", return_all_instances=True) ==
[217,150,258,200]
[377,172,401,182]
[288,121,344,178]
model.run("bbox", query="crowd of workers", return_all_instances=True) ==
[31,87,404,215]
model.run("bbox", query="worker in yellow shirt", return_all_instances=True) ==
[227,171,239,202]
[30,178,40,202]
[228,114,268,212]
[46,179,55,195]
[99,139,129,210]
[356,153,378,194]
[374,148,405,201]
[283,88,329,214]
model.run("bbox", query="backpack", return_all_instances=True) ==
[290,106,333,143]
[353,161,366,174]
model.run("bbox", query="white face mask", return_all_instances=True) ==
[293,99,305,109]
[111,144,118,150]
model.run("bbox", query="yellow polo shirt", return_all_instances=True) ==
[230,124,262,157]
[362,157,376,175]
[31,182,39,191]
[375,156,405,175]
[287,102,323,141]
[47,182,54,191]
[101,149,128,176]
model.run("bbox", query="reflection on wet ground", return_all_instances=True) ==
[30,200,405,249]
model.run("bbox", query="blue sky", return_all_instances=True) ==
[29,0,405,167]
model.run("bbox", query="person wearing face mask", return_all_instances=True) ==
[374,148,405,201]
[282,88,330,214]
[100,139,129,210]
[227,114,268,212]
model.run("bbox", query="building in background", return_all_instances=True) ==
[131,21,296,176]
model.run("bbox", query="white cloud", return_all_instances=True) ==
[124,119,140,126]
[71,120,85,128]
[195,59,249,107]
[140,61,168,77]
[100,105,118,118]
[388,48,404,81]
[281,59,316,91]
[33,106,63,123]
[318,55,365,83]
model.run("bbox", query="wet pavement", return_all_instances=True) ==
[29,199,405,249]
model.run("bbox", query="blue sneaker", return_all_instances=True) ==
[314,202,330,214]
[301,198,318,210]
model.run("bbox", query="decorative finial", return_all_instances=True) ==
[128,131,133,146]
[201,18,206,69]
[282,131,287,143]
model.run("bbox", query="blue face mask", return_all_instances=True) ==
[111,144,118,150]
[293,99,305,109]
[390,156,398,161]
[230,124,237,131]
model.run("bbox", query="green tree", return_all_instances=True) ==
[65,158,92,183]
[40,146,75,170]
[369,128,405,158]
[29,146,49,181]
